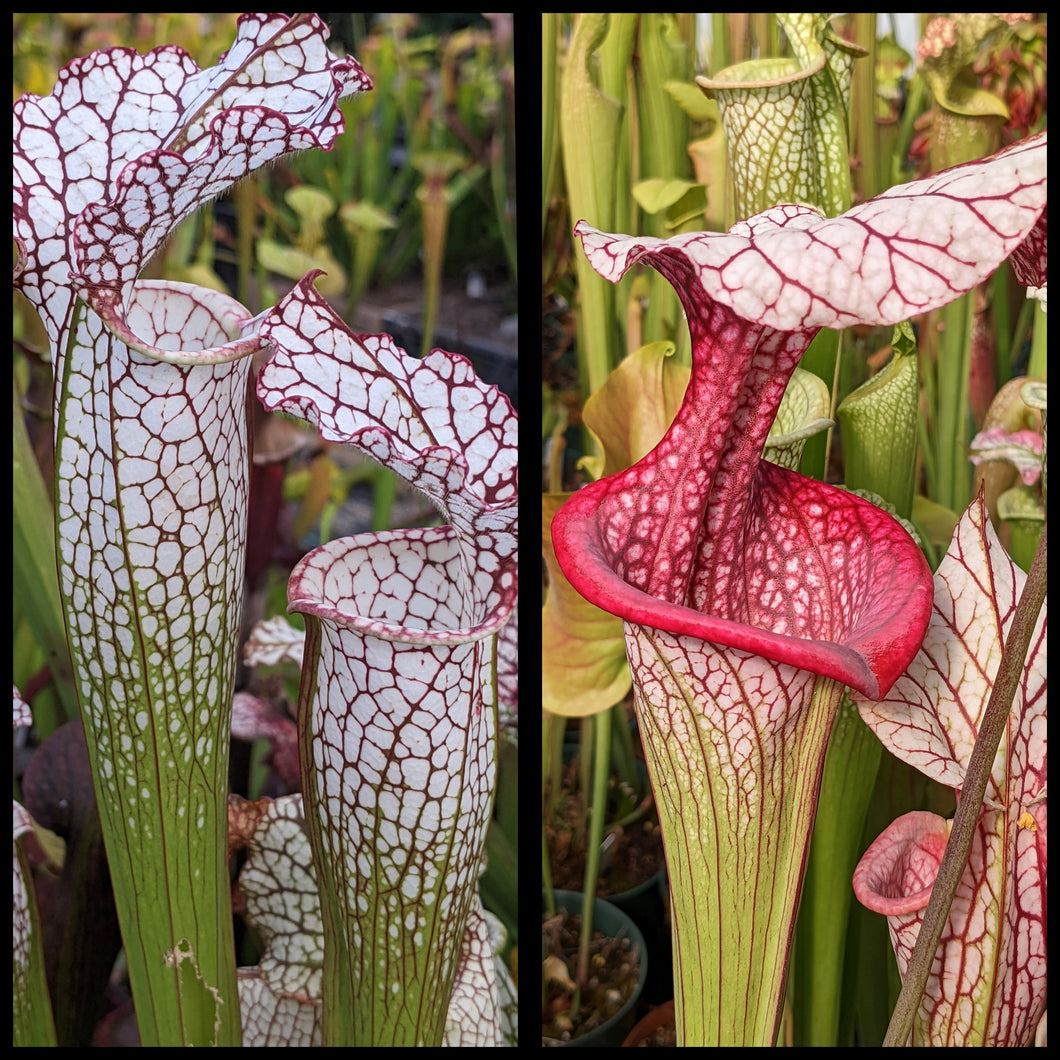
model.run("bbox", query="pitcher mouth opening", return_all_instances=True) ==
[288,525,514,645]
[553,482,885,699]
[112,280,263,366]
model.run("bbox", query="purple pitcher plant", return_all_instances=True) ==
[14,11,516,1048]
[852,490,1046,1046]
[552,132,1046,1046]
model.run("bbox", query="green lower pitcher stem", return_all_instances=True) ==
[290,530,501,1046]
[631,626,845,1046]
[53,324,248,1045]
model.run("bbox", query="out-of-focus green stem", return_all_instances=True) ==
[542,13,559,237]
[838,322,920,519]
[798,328,841,483]
[933,294,975,513]
[415,160,451,359]
[13,382,78,725]
[710,13,732,73]
[490,125,516,282]
[575,706,612,994]
[369,464,397,533]
[891,74,929,188]
[1027,300,1047,379]
[793,697,883,1045]
[609,699,637,790]
[796,322,921,1043]
[850,12,880,201]
[990,267,1014,386]
[560,13,623,403]
[634,14,691,349]
[751,12,779,58]
[542,706,566,824]
[234,176,256,310]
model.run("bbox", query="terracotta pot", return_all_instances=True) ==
[622,999,676,1047]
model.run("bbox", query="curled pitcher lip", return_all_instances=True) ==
[553,436,935,701]
[555,135,1045,703]
[288,527,514,645]
[849,494,1047,1046]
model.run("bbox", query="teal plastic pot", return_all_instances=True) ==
[603,863,671,1006]
[552,757,672,1006]
[543,889,649,1047]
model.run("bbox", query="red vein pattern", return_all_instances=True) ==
[13,686,43,1041]
[284,520,507,1047]
[629,625,845,1043]
[15,13,369,363]
[553,248,933,699]
[554,132,1045,701]
[551,133,1046,1045]
[258,276,517,1044]
[577,132,1046,333]
[854,496,1046,1045]
[259,273,518,626]
[234,795,324,1047]
[232,793,515,1046]
[13,13,371,1045]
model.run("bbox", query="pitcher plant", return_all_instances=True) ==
[853,486,1046,1046]
[14,10,517,1048]
[552,132,1047,1046]
[256,273,518,1044]
[13,12,372,1043]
